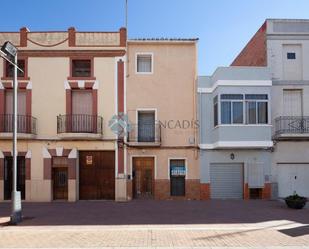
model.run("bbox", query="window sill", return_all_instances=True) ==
[67,76,96,81]
[0,133,36,139]
[1,77,30,81]
[135,72,153,75]
[213,124,272,129]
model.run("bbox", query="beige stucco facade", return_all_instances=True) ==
[125,41,200,200]
[0,28,126,202]
[0,29,200,202]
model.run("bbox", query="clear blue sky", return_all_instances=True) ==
[1,0,309,75]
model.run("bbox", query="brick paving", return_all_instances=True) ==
[0,200,308,248]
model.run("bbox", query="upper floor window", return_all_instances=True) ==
[5,59,25,78]
[136,53,153,74]
[138,110,155,142]
[213,96,218,127]
[287,52,296,60]
[72,59,91,77]
[221,94,244,124]
[214,94,269,126]
[245,94,268,124]
[5,89,27,115]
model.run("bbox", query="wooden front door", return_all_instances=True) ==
[133,157,154,199]
[4,156,26,200]
[52,167,68,200]
[79,151,115,200]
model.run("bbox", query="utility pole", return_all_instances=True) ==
[125,0,128,30]
[1,41,23,224]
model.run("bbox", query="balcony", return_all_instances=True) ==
[0,114,37,138]
[127,122,161,146]
[274,116,309,139]
[57,114,103,139]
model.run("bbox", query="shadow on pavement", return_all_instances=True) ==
[279,225,309,237]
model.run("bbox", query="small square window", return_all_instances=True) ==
[5,59,25,78]
[72,59,91,77]
[136,54,152,73]
[287,52,296,60]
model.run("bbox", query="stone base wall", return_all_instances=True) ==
[200,183,210,200]
[200,182,272,200]
[154,179,170,200]
[185,179,200,200]
[262,183,271,199]
[154,179,200,200]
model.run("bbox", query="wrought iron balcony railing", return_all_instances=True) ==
[127,123,161,144]
[57,114,103,134]
[274,116,309,136]
[0,114,37,134]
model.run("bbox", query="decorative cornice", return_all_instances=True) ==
[198,80,272,94]
[199,141,273,149]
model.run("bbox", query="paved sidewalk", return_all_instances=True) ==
[0,200,308,248]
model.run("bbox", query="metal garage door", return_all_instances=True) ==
[277,164,309,198]
[210,163,244,199]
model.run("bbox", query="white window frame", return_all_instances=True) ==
[220,99,244,125]
[168,157,187,180]
[245,99,269,125]
[135,52,154,75]
[216,94,270,127]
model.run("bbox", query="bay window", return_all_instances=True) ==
[245,94,268,124]
[220,94,244,124]
[213,96,218,126]
[214,94,269,126]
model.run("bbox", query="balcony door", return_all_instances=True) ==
[72,90,93,132]
[5,90,27,132]
[283,90,302,117]
[138,111,155,142]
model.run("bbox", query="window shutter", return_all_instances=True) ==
[5,90,26,115]
[72,90,93,115]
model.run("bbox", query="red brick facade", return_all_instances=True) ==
[231,22,267,66]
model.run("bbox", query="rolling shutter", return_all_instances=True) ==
[210,163,243,199]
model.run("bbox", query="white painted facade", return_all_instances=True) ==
[267,19,309,198]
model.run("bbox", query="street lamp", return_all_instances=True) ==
[1,41,23,224]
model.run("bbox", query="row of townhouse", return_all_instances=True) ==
[0,27,199,201]
[0,18,308,202]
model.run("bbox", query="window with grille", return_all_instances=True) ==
[72,59,91,77]
[5,59,25,78]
